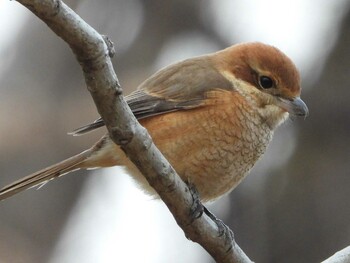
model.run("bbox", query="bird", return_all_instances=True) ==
[0,42,308,202]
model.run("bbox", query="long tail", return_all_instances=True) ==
[0,149,94,201]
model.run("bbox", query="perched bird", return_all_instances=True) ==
[0,42,308,202]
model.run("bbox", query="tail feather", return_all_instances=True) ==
[0,149,93,201]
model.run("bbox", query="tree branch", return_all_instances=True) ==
[322,246,350,263]
[15,0,252,262]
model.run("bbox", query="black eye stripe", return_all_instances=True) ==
[259,76,274,89]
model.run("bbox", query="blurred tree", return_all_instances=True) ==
[226,8,350,263]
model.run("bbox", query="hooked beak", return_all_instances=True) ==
[278,97,309,117]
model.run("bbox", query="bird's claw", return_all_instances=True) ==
[187,181,204,221]
[204,207,234,251]
[186,181,234,250]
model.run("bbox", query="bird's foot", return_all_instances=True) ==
[186,181,234,249]
[187,181,204,221]
[204,206,234,251]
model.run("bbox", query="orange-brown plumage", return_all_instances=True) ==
[215,42,301,96]
[140,90,263,201]
[0,42,308,201]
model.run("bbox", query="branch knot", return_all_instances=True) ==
[110,126,134,145]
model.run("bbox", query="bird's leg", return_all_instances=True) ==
[186,181,234,247]
[187,180,204,221]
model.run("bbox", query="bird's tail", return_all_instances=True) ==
[0,148,94,201]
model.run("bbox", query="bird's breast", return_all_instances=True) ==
[140,90,273,201]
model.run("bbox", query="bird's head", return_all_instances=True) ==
[214,42,308,129]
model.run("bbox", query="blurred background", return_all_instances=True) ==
[1,0,350,262]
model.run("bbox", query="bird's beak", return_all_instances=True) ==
[278,97,309,117]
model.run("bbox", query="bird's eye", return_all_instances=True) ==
[259,76,274,89]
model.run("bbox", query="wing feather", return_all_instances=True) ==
[70,54,232,136]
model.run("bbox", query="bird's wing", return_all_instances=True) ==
[70,56,232,136]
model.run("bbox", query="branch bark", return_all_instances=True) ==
[15,0,253,262]
[322,247,350,263]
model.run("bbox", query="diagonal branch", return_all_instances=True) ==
[15,0,253,262]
